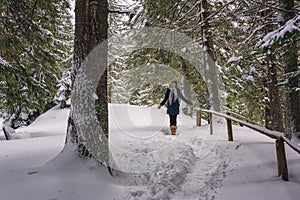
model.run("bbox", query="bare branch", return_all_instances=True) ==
[30,0,39,19]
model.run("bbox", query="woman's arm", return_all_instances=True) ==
[178,90,192,105]
[160,88,170,106]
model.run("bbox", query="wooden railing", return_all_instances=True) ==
[196,109,300,181]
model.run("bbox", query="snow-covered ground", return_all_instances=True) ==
[218,126,300,200]
[0,104,299,200]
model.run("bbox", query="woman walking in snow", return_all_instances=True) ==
[158,81,193,135]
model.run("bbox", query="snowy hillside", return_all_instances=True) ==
[0,104,299,200]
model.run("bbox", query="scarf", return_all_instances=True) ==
[169,87,178,105]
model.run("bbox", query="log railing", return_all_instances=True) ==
[196,109,300,181]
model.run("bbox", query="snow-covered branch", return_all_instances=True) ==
[0,56,12,68]
[257,14,300,48]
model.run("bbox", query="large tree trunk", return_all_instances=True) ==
[199,0,221,111]
[259,1,284,132]
[92,0,109,138]
[181,61,193,116]
[279,0,300,139]
[266,50,284,132]
[67,0,109,159]
[181,78,192,104]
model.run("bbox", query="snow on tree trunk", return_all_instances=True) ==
[67,0,109,164]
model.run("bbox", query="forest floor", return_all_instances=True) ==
[0,104,299,200]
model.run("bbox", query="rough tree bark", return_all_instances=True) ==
[198,0,221,111]
[279,0,300,138]
[261,1,284,132]
[67,0,109,157]
[266,51,284,132]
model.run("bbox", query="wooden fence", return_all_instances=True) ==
[196,109,300,181]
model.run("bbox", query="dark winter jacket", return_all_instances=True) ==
[160,88,192,115]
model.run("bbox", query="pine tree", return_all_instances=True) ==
[0,0,73,128]
[278,0,300,138]
[103,0,299,135]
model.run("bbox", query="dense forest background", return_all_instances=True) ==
[0,0,73,127]
[0,0,299,139]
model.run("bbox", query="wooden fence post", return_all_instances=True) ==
[226,112,233,141]
[227,118,233,141]
[209,113,213,135]
[197,110,202,126]
[276,138,289,181]
[276,140,281,177]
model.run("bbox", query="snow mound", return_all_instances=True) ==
[16,105,69,138]
[0,105,70,141]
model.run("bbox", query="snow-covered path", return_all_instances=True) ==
[0,104,299,200]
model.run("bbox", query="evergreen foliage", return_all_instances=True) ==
[0,0,73,127]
